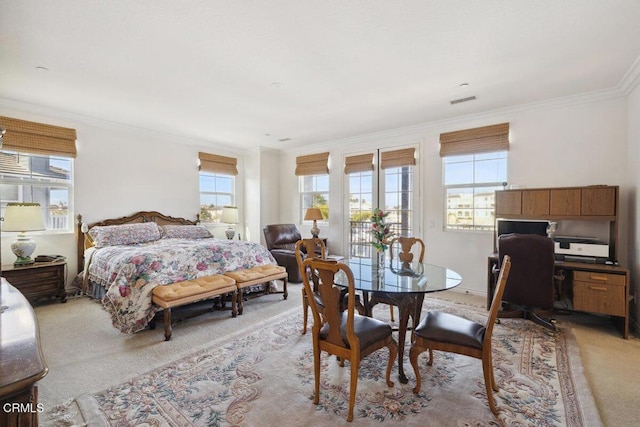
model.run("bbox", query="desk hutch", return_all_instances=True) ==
[488,185,631,338]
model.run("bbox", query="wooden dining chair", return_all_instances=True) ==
[301,257,398,422]
[408,255,512,415]
[295,238,327,334]
[371,236,426,322]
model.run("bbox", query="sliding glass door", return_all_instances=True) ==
[345,148,418,258]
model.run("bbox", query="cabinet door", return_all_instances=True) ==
[522,190,549,216]
[581,187,616,216]
[550,188,581,216]
[495,190,521,216]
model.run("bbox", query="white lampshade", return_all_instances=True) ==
[3,202,46,232]
[2,202,46,266]
[220,206,239,224]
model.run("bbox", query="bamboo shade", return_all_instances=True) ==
[439,122,509,157]
[344,153,374,174]
[0,116,77,157]
[380,148,416,169]
[295,152,329,176]
[199,152,238,175]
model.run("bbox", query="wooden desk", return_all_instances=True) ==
[487,253,631,338]
[0,278,48,426]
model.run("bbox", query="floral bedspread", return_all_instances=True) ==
[87,238,276,333]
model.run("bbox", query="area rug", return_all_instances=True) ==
[44,298,602,426]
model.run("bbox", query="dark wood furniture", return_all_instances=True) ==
[0,278,48,426]
[492,184,631,338]
[1,260,67,303]
[410,256,511,416]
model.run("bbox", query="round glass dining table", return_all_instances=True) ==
[334,256,462,383]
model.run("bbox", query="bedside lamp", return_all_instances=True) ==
[221,206,239,240]
[304,207,324,238]
[2,202,46,266]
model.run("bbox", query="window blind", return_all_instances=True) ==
[295,152,329,176]
[0,116,77,158]
[439,122,510,157]
[380,148,416,169]
[198,152,238,175]
[344,153,374,174]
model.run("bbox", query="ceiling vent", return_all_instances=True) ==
[450,96,477,105]
[278,137,292,142]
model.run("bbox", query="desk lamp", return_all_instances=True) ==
[221,206,239,239]
[304,207,324,238]
[2,202,46,265]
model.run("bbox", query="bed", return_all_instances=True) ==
[76,211,277,334]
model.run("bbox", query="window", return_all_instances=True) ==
[0,151,74,231]
[444,151,507,231]
[300,174,329,220]
[199,172,235,223]
[346,148,417,258]
[296,152,330,221]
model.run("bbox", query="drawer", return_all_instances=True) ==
[3,268,61,285]
[573,280,626,316]
[573,270,625,286]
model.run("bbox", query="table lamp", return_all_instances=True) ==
[304,207,323,238]
[2,202,46,265]
[221,206,239,239]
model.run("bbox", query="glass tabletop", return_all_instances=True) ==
[335,257,462,294]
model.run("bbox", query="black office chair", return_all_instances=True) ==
[496,233,557,331]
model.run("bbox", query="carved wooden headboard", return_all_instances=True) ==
[76,211,199,273]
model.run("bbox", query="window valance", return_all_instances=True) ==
[295,152,329,176]
[380,148,416,169]
[439,122,509,157]
[198,152,238,175]
[344,153,374,174]
[0,116,77,158]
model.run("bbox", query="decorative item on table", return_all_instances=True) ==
[1,202,46,265]
[304,207,324,238]
[221,206,239,240]
[370,208,393,269]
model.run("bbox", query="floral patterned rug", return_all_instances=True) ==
[46,298,602,426]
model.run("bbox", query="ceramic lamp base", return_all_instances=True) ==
[11,233,37,265]
[310,220,320,238]
[225,228,236,240]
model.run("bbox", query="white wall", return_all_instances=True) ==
[0,100,248,278]
[0,93,634,301]
[278,95,631,296]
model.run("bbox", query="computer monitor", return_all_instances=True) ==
[496,219,550,238]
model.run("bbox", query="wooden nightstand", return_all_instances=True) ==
[1,260,67,303]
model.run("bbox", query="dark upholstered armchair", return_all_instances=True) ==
[263,224,304,282]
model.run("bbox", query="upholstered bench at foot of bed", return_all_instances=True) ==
[152,275,237,341]
[223,265,288,315]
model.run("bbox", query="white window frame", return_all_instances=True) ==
[300,174,329,223]
[199,171,235,223]
[443,151,507,232]
[0,151,74,233]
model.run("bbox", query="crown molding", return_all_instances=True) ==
[290,86,627,155]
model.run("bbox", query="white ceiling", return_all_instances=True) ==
[1,1,639,150]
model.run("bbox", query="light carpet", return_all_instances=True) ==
[43,298,602,426]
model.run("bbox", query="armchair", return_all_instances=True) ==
[263,224,303,282]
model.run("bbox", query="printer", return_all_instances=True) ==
[554,236,609,263]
